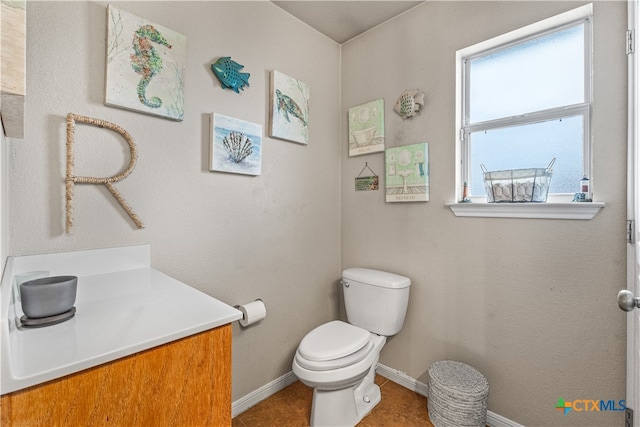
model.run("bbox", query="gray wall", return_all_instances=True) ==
[341,2,627,426]
[4,1,628,425]
[1,130,7,265]
[9,1,341,402]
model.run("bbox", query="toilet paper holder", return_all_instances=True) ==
[235,299,266,327]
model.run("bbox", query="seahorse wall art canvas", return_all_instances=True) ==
[210,113,263,176]
[105,5,186,121]
[269,70,310,145]
[348,99,385,157]
[385,142,429,202]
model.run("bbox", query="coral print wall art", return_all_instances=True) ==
[349,99,384,157]
[385,142,429,202]
[210,113,263,176]
[269,70,310,145]
[106,5,186,121]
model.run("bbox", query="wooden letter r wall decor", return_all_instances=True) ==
[65,113,144,233]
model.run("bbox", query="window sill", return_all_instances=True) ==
[446,201,604,219]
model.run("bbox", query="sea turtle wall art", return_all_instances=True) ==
[105,5,186,121]
[269,70,310,145]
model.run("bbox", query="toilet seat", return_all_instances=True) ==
[296,339,374,371]
[295,321,373,371]
[298,321,371,361]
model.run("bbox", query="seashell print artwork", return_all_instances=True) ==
[223,131,253,163]
[210,113,262,176]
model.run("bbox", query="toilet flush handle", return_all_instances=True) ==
[341,280,349,288]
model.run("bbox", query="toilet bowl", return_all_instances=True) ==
[292,269,411,427]
[293,321,386,390]
[292,322,387,426]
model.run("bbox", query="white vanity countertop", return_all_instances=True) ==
[0,245,242,395]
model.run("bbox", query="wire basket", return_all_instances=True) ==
[481,158,555,203]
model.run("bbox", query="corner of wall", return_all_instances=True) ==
[0,129,7,268]
[338,42,344,272]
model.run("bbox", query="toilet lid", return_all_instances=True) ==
[298,320,371,362]
[295,339,374,371]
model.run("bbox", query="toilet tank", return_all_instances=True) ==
[342,268,411,336]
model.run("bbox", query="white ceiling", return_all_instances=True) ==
[271,1,425,44]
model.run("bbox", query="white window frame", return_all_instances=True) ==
[449,3,604,219]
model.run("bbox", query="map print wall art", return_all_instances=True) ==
[106,5,186,120]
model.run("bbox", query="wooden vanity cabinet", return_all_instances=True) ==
[0,323,232,426]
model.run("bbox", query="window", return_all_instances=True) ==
[456,5,592,203]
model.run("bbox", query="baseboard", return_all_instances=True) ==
[231,371,298,418]
[232,364,524,427]
[485,411,526,427]
[376,363,525,427]
[376,363,429,397]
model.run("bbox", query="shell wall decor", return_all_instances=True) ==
[394,89,425,119]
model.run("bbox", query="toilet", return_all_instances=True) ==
[292,268,411,427]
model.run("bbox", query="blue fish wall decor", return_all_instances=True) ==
[211,57,250,93]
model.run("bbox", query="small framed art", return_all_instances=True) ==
[348,99,384,157]
[269,70,310,144]
[106,5,187,121]
[385,143,429,202]
[210,113,263,176]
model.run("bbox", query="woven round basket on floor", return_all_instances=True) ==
[427,360,489,427]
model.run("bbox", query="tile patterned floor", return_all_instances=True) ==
[232,375,434,427]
